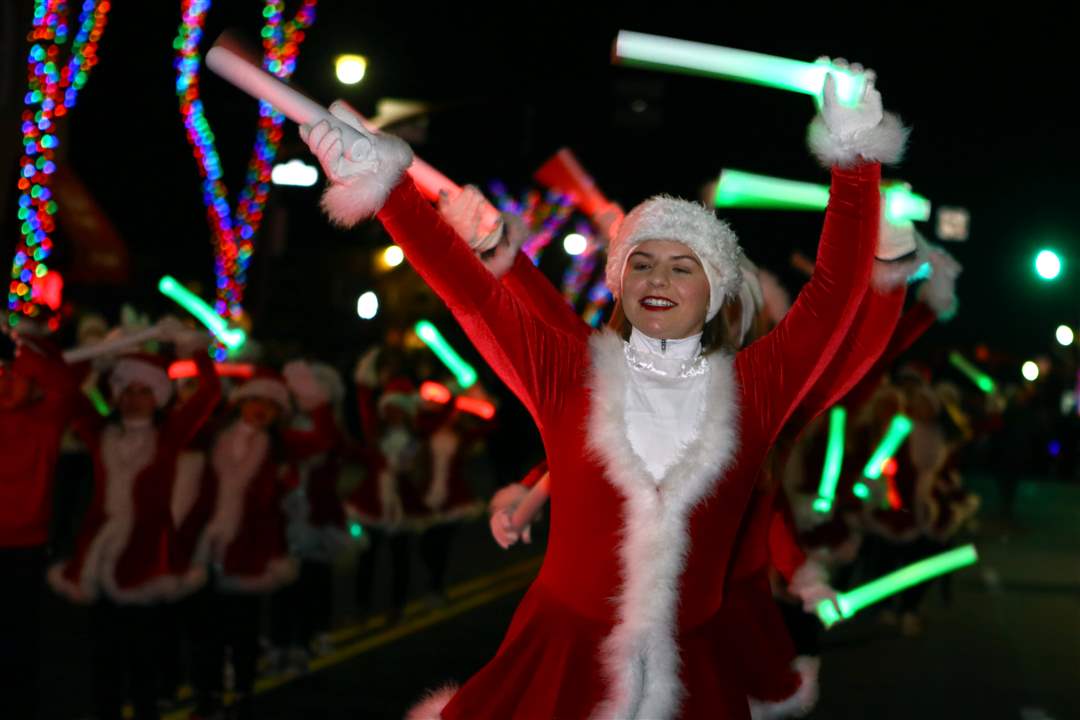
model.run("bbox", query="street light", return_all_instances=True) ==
[356,291,378,319]
[382,245,404,268]
[1022,361,1040,382]
[335,54,367,85]
[1035,249,1062,280]
[1056,325,1075,346]
[563,233,587,256]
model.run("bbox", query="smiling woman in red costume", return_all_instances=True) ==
[301,60,906,719]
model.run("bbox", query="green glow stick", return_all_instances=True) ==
[852,482,871,499]
[813,406,847,513]
[85,386,111,417]
[948,352,996,394]
[817,544,978,627]
[158,276,246,350]
[713,171,930,229]
[349,521,363,539]
[714,169,831,211]
[883,184,932,224]
[613,31,865,107]
[414,320,477,389]
[863,415,912,480]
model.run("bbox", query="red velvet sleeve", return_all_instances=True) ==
[768,492,807,583]
[502,252,590,340]
[790,284,906,427]
[162,352,222,452]
[736,162,880,443]
[844,299,937,411]
[519,460,549,489]
[377,177,586,429]
[16,341,83,417]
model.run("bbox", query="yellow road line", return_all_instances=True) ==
[160,557,541,719]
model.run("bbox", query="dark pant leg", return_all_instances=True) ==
[124,604,161,720]
[222,593,262,698]
[190,587,225,713]
[90,600,126,720]
[388,532,413,611]
[419,523,456,596]
[0,546,46,719]
[353,527,384,612]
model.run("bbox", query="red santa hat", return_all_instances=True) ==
[110,353,173,408]
[605,195,743,322]
[230,367,292,411]
[378,377,418,416]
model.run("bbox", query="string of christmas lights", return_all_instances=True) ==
[9,0,111,328]
[174,0,316,356]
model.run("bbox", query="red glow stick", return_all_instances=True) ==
[419,380,452,404]
[168,360,254,380]
[455,395,495,420]
[533,148,616,219]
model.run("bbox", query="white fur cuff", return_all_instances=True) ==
[405,684,458,720]
[320,134,414,228]
[807,112,909,169]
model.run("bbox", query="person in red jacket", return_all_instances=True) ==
[190,361,333,717]
[303,59,905,719]
[0,327,85,718]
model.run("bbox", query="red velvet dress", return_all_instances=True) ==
[49,353,221,604]
[378,159,879,718]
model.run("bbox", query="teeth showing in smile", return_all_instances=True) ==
[642,298,676,308]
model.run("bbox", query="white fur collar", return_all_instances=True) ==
[101,422,158,519]
[205,420,270,552]
[586,329,740,720]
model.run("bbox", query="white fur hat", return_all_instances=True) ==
[605,195,743,321]
[230,369,292,411]
[110,354,173,408]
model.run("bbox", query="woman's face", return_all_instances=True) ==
[117,383,157,421]
[240,397,281,429]
[621,239,711,341]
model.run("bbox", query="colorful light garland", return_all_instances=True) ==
[174,0,316,357]
[9,0,111,327]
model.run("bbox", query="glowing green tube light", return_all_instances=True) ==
[158,276,246,351]
[852,482,871,500]
[817,544,978,627]
[85,386,111,417]
[883,183,932,224]
[414,320,477,389]
[613,31,865,107]
[813,406,847,513]
[948,351,996,394]
[863,415,912,480]
[714,169,831,211]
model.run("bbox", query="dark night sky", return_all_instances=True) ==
[6,3,1079,367]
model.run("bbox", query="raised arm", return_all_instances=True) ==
[738,65,908,443]
[302,102,584,428]
[162,350,222,452]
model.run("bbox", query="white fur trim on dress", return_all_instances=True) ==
[807,111,908,169]
[748,656,820,720]
[405,684,458,720]
[218,555,299,593]
[320,132,414,228]
[172,451,206,527]
[586,330,740,720]
[606,196,744,321]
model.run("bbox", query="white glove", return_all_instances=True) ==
[807,58,907,168]
[436,185,504,252]
[818,58,882,141]
[917,246,962,318]
[299,100,414,228]
[300,103,380,184]
[354,347,380,388]
[488,483,531,550]
[283,360,329,412]
[789,559,839,615]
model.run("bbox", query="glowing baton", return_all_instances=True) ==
[62,326,163,364]
[455,395,495,420]
[419,381,453,405]
[816,544,978,627]
[863,415,912,480]
[510,472,551,532]
[714,169,830,211]
[85,386,111,417]
[883,183,932,224]
[168,360,254,380]
[813,406,847,513]
[414,321,477,389]
[534,148,622,222]
[949,351,996,394]
[613,31,865,107]
[158,276,246,351]
[205,35,462,204]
